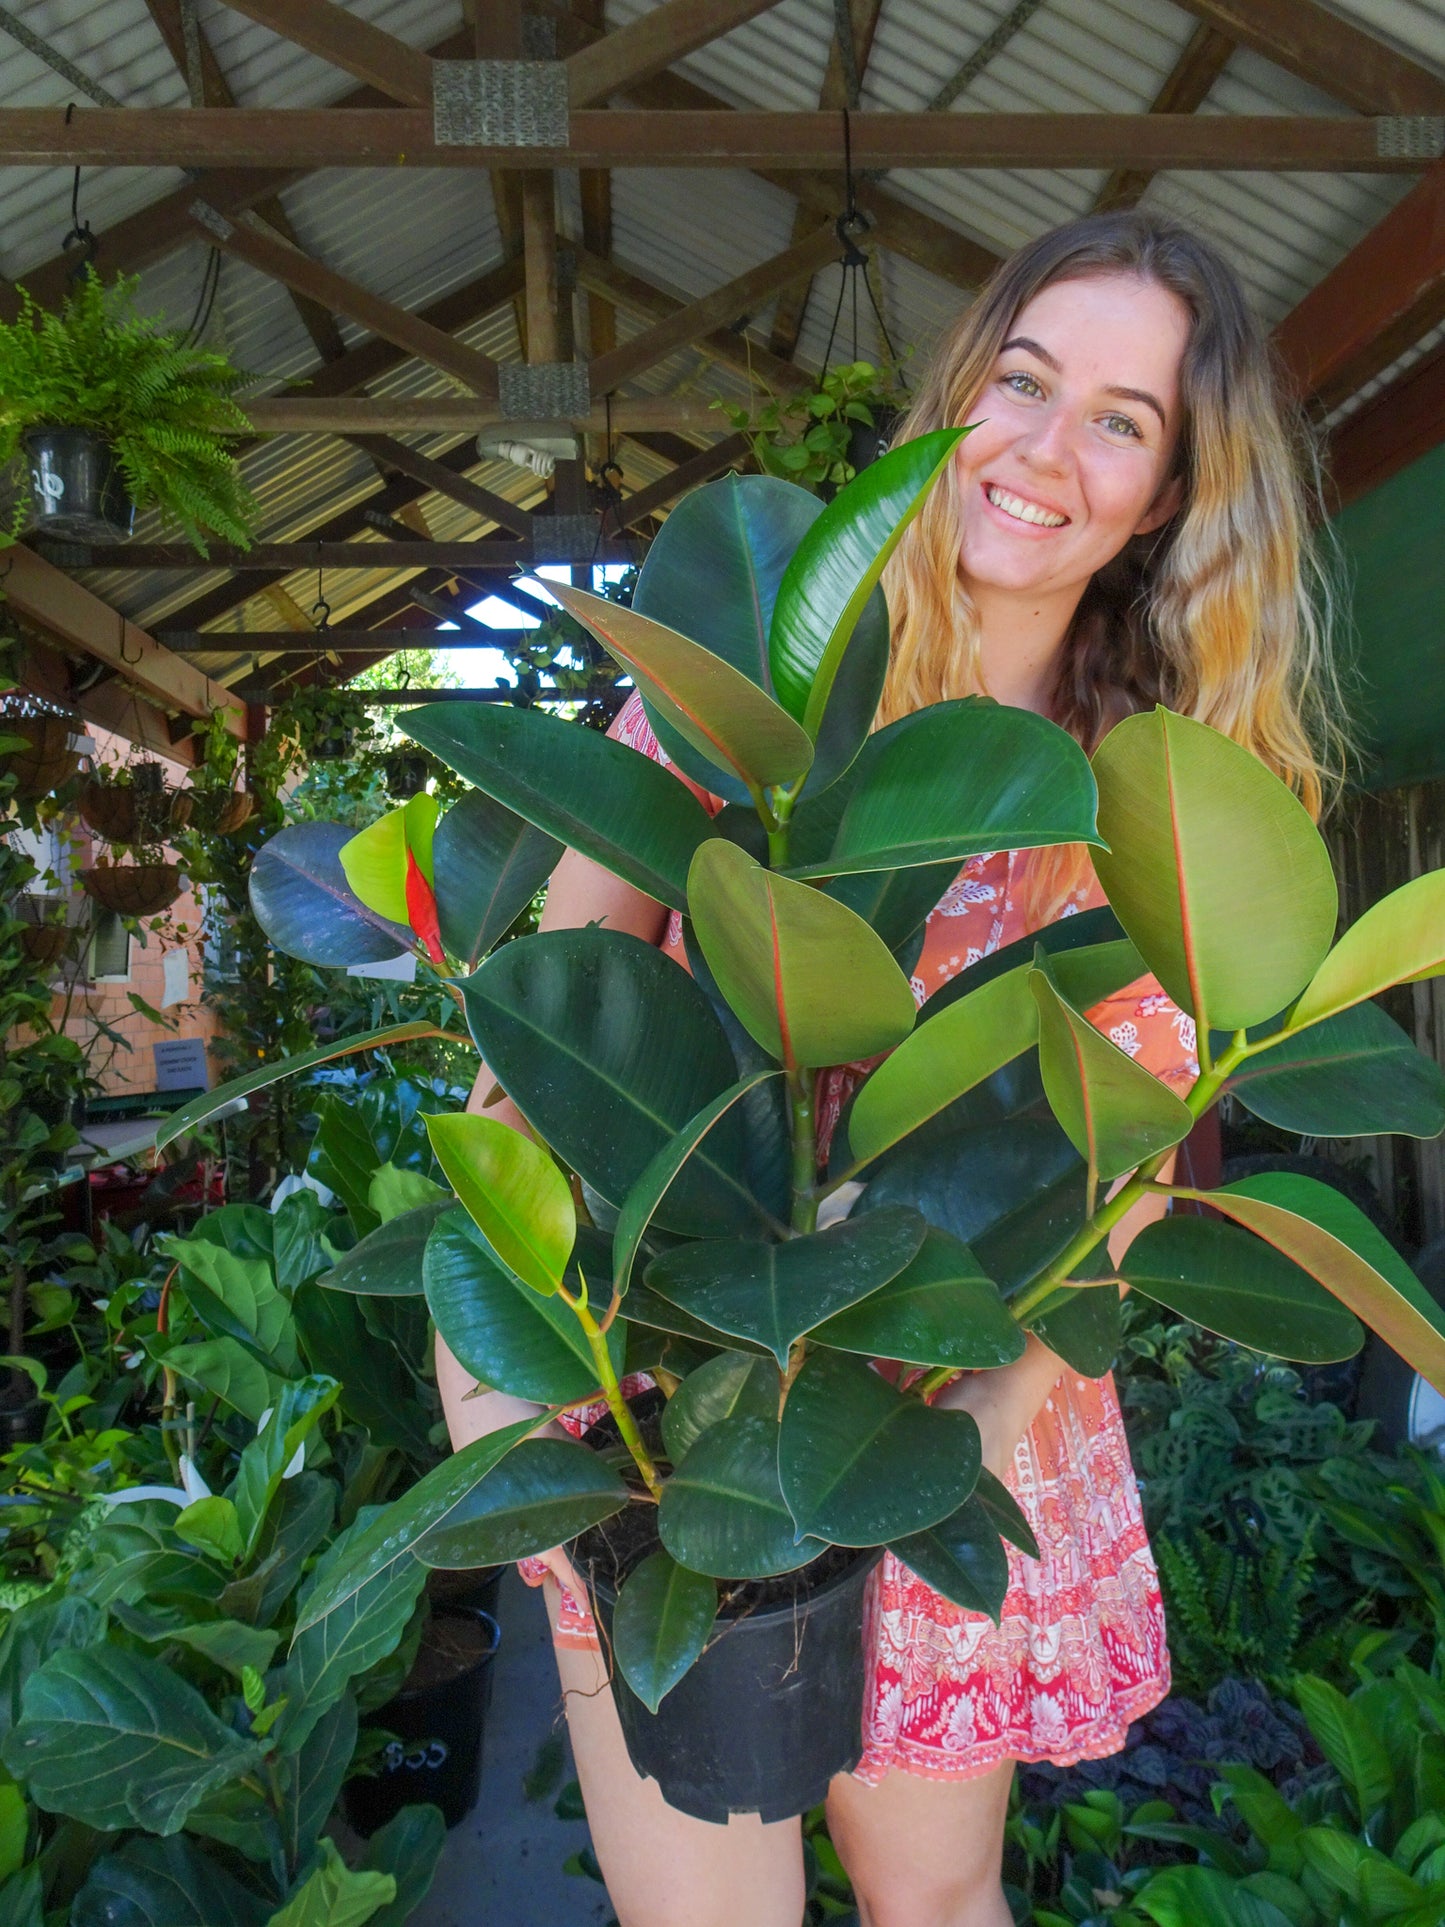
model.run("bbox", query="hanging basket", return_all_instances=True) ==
[188,787,255,835]
[23,426,137,544]
[0,713,81,804]
[80,864,182,918]
[79,777,193,845]
[19,924,73,968]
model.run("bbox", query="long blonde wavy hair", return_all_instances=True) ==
[882,213,1344,922]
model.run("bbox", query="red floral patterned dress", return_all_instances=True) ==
[520,693,1188,1783]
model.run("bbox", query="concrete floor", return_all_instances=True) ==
[411,1568,615,1927]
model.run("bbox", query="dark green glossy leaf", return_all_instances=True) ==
[551,582,813,793]
[811,1225,1025,1369]
[280,1692,357,1869]
[890,1493,1011,1620]
[620,1280,771,1357]
[688,839,917,1071]
[3,1646,263,1834]
[778,1350,981,1546]
[293,1286,432,1457]
[359,1805,447,1927]
[645,1207,926,1369]
[659,1416,825,1578]
[826,859,961,956]
[769,429,966,733]
[1226,1001,1445,1139]
[319,1201,448,1296]
[458,926,767,1236]
[249,820,411,967]
[973,1466,1039,1560]
[432,788,560,969]
[0,1594,106,1750]
[791,699,1101,877]
[272,1189,336,1291]
[1029,1276,1121,1378]
[630,471,888,801]
[413,1439,627,1568]
[400,700,717,911]
[166,1236,299,1377]
[1120,1213,1364,1362]
[622,1322,720,1382]
[106,1603,279,1678]
[660,1351,779,1464]
[612,1549,718,1712]
[71,1836,267,1927]
[424,1210,623,1405]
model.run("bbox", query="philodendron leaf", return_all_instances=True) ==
[548,583,813,794]
[1030,958,1193,1183]
[319,1200,448,1296]
[1174,1171,1445,1394]
[230,1374,341,1559]
[1120,1213,1364,1361]
[155,1023,444,1154]
[659,1416,825,1579]
[660,1351,778,1465]
[400,700,716,912]
[848,965,1038,1169]
[424,1113,575,1296]
[424,1212,624,1405]
[2,1645,263,1835]
[367,1163,447,1226]
[778,1350,982,1547]
[1224,1001,1445,1139]
[1290,871,1445,1031]
[890,1493,1011,1620]
[339,794,438,926]
[431,789,561,971]
[790,699,1101,878]
[687,838,917,1071]
[769,429,967,733]
[810,1224,1025,1370]
[249,821,413,967]
[413,1439,627,1568]
[1091,708,1338,1033]
[612,1549,718,1713]
[645,1207,926,1369]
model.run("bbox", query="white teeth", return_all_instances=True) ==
[986,484,1067,528]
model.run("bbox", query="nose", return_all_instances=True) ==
[1015,406,1076,476]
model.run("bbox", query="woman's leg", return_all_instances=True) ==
[544,1582,808,1927]
[826,1756,1016,1927]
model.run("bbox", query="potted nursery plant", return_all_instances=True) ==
[161,444,1445,1825]
[185,706,254,833]
[723,358,906,496]
[271,685,375,764]
[0,270,256,553]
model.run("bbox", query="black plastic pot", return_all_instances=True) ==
[586,1550,877,1824]
[0,1383,43,1448]
[23,427,136,543]
[311,728,355,762]
[383,751,431,799]
[345,1607,499,1835]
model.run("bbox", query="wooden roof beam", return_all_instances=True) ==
[1095,22,1236,212]
[342,435,533,539]
[611,432,752,532]
[565,0,782,107]
[1175,0,1445,116]
[213,0,434,106]
[241,396,740,434]
[1328,339,1445,508]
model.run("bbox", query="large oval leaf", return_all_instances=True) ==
[1120,1213,1363,1361]
[249,820,412,967]
[644,1207,927,1369]
[658,1415,824,1578]
[811,1225,1025,1369]
[687,838,917,1071]
[1226,1001,1445,1139]
[611,1549,718,1713]
[413,1438,627,1568]
[431,789,561,970]
[339,794,437,925]
[424,1211,622,1405]
[425,1113,575,1296]
[792,700,1100,878]
[890,1493,1011,1620]
[1291,870,1445,1030]
[631,471,888,801]
[660,1351,778,1465]
[400,700,716,912]
[1091,709,1338,1033]
[778,1349,981,1546]
[71,1835,267,1927]
[457,926,767,1236]
[769,429,966,733]
[549,583,813,794]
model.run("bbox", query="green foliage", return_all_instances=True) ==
[722,359,907,493]
[0,272,256,552]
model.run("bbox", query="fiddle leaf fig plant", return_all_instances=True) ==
[169,439,1445,1716]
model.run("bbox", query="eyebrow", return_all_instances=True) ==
[999,335,1168,430]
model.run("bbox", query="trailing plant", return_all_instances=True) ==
[159,445,1445,1734]
[723,358,907,492]
[0,270,256,553]
[266,685,376,768]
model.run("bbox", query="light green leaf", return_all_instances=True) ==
[424,1114,575,1297]
[1291,871,1445,1030]
[612,1549,718,1713]
[263,1839,394,1927]
[366,1163,447,1227]
[0,1780,26,1883]
[155,1338,277,1424]
[175,1496,244,1566]
[339,795,438,925]
[687,838,917,1071]
[164,1237,299,1376]
[107,1603,280,1679]
[1091,708,1338,1032]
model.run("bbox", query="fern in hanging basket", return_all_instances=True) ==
[0,271,258,554]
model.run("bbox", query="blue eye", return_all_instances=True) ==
[1003,370,1042,398]
[1104,413,1142,439]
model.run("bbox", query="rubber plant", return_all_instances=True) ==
[162,444,1445,1798]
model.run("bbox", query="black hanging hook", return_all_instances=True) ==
[313,547,331,633]
[61,105,96,284]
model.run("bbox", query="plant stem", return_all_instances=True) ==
[561,1278,664,1501]
[765,786,794,871]
[788,1069,817,1237]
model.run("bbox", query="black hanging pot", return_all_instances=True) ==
[845,404,901,477]
[23,427,136,543]
[584,1547,878,1825]
[345,1606,500,1835]
[383,750,431,799]
[311,728,355,762]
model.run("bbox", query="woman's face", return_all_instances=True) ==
[952,273,1191,605]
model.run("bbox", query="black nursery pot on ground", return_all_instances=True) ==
[345,1606,501,1835]
[582,1531,879,1825]
[23,426,136,543]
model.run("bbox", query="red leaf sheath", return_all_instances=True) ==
[405,851,445,967]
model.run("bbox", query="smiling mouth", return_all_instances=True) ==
[984,483,1069,528]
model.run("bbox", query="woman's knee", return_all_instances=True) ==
[827,1761,1014,1927]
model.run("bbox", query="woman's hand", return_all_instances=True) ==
[934,1332,1066,1480]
